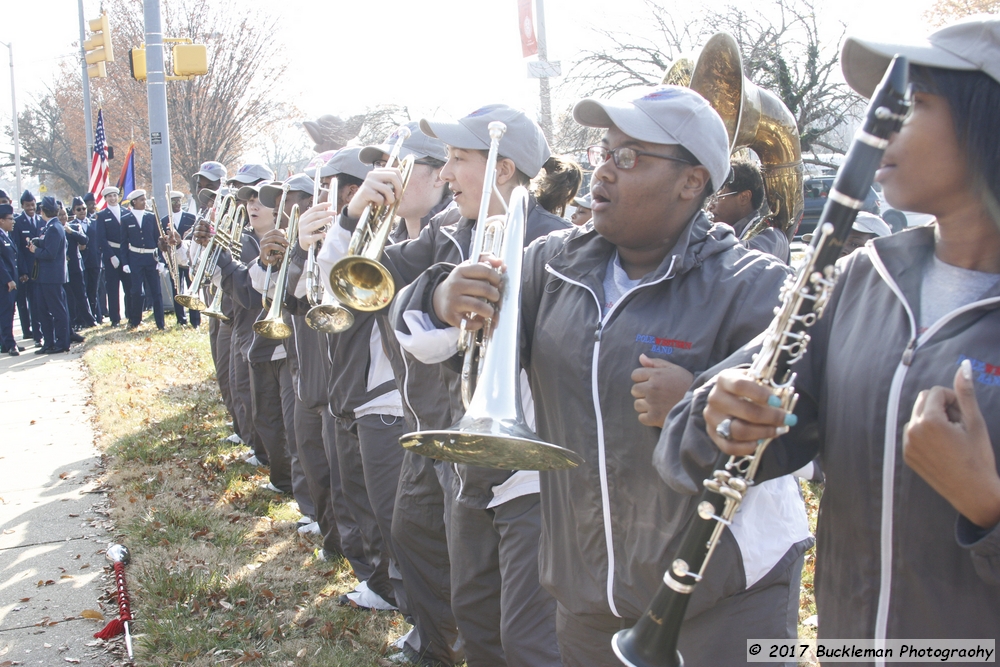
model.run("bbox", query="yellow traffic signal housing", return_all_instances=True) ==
[172,43,207,77]
[84,12,114,78]
[129,47,147,81]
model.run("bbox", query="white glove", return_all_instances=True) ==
[122,264,131,274]
[110,256,120,269]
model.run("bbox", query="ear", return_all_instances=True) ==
[678,166,711,202]
[738,190,753,207]
[494,158,518,187]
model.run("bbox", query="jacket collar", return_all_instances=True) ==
[546,210,739,292]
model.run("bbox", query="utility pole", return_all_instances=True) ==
[143,0,172,217]
[77,0,95,165]
[1,41,22,198]
[535,0,553,145]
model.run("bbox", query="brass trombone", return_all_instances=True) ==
[253,203,300,340]
[304,174,354,333]
[328,126,415,312]
[150,186,180,294]
[199,205,246,322]
[399,122,583,472]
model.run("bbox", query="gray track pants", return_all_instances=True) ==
[450,492,561,667]
[248,358,295,493]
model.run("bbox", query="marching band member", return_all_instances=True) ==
[95,186,131,328]
[163,191,200,328]
[531,154,583,218]
[410,88,810,665]
[122,190,166,330]
[667,15,1000,648]
[302,104,569,667]
[707,158,790,263]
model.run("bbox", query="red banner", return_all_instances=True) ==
[519,0,538,58]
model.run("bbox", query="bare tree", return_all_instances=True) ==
[565,0,863,159]
[926,0,1000,25]
[7,0,294,198]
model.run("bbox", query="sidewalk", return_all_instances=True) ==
[0,331,115,666]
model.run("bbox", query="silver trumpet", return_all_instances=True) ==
[254,203,300,340]
[304,175,354,333]
[399,122,583,472]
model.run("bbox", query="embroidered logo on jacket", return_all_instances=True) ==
[958,355,1000,387]
[635,334,692,356]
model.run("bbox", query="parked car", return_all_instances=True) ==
[798,175,881,238]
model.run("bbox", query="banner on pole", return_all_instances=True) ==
[117,143,136,197]
[518,0,538,57]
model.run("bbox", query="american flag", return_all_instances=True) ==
[89,109,110,210]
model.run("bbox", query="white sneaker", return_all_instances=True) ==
[393,627,416,651]
[297,521,321,535]
[346,586,397,611]
[244,455,263,467]
[225,433,244,444]
[296,515,314,526]
[260,482,284,493]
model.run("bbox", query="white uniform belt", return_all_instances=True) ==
[106,241,121,248]
[131,246,157,254]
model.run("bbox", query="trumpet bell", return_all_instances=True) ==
[174,294,208,310]
[329,257,395,312]
[400,415,584,471]
[253,318,291,339]
[304,303,355,333]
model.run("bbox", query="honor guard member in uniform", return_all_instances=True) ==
[122,189,166,330]
[79,194,105,324]
[96,186,132,327]
[65,198,96,330]
[670,15,1000,650]
[413,88,811,666]
[707,158,790,263]
[13,190,42,345]
[193,161,227,199]
[28,197,71,354]
[305,104,569,667]
[0,190,10,206]
[163,190,200,327]
[0,204,21,355]
[84,192,97,218]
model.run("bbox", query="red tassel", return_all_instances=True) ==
[94,617,125,639]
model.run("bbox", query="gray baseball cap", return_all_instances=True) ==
[420,104,551,178]
[852,211,892,237]
[259,173,315,209]
[192,160,227,182]
[303,150,338,180]
[198,186,236,206]
[320,147,374,181]
[573,85,731,191]
[228,163,275,185]
[842,16,1000,98]
[359,121,449,165]
[573,193,593,209]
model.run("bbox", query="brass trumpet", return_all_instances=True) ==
[328,126,414,312]
[253,203,300,340]
[260,184,291,311]
[304,175,354,333]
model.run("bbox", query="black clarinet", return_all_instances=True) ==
[612,55,910,667]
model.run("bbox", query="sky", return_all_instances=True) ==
[0,0,939,181]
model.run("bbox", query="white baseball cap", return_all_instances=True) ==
[841,16,1000,98]
[573,85,731,191]
[420,104,551,178]
[320,147,374,181]
[228,163,275,185]
[192,161,227,182]
[852,211,892,237]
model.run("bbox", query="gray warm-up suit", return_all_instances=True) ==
[403,212,813,667]
[376,196,569,667]
[661,226,1000,661]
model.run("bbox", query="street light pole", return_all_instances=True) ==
[1,41,23,199]
[535,0,553,145]
[143,0,172,216]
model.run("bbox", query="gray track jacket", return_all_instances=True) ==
[402,210,809,617]
[659,225,1000,647]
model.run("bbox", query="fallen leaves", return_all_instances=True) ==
[80,609,105,621]
[36,580,55,587]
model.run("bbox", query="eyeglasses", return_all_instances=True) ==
[74,206,86,211]
[587,145,694,170]
[706,191,739,206]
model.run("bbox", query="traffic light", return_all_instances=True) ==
[83,12,114,79]
[172,44,208,77]
[129,47,147,81]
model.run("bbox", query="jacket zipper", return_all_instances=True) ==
[544,256,676,618]
[868,252,1000,663]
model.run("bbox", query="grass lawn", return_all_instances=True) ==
[83,319,406,666]
[83,314,822,666]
